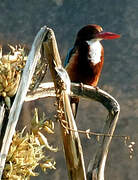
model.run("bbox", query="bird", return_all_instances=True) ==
[64,24,120,118]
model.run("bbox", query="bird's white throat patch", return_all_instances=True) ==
[86,40,102,65]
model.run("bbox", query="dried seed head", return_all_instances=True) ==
[0,45,26,108]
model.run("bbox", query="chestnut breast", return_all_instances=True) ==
[66,41,104,86]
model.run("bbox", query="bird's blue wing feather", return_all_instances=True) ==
[64,47,74,67]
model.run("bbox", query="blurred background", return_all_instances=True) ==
[0,0,138,179]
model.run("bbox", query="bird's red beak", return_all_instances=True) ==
[96,32,121,40]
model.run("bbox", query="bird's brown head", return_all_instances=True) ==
[75,24,120,45]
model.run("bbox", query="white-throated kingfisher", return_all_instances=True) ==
[64,24,120,118]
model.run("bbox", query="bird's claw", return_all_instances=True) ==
[94,86,99,92]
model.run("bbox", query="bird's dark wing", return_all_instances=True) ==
[64,46,79,119]
[64,47,76,67]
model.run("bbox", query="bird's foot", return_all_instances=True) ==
[94,86,100,92]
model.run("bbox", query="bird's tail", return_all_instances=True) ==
[70,96,79,119]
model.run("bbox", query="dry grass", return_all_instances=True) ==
[2,108,57,180]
